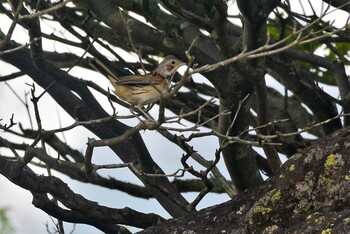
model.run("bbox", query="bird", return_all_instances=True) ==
[90,56,185,120]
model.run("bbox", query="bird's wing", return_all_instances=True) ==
[115,73,165,85]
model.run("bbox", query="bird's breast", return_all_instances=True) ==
[115,80,169,106]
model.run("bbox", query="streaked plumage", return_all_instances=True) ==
[90,55,185,119]
[107,55,185,107]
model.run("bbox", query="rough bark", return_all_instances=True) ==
[141,126,350,233]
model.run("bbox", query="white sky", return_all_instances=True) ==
[0,1,349,233]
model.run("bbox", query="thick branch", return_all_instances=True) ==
[0,148,165,230]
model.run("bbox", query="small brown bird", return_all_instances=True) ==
[90,56,185,119]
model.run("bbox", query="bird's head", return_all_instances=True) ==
[154,55,186,78]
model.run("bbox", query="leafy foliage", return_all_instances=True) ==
[0,208,15,234]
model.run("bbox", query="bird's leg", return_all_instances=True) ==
[137,103,155,121]
[129,106,144,122]
[129,104,155,124]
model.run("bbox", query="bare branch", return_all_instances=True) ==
[0,113,17,130]
[19,0,72,20]
[0,0,23,50]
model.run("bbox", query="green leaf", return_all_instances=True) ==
[0,208,15,234]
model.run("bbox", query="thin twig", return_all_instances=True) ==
[189,10,346,75]
[0,0,23,50]
[19,0,72,20]
[119,10,147,73]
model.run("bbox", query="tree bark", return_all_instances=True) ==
[141,126,350,233]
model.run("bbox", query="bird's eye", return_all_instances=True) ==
[171,60,176,65]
